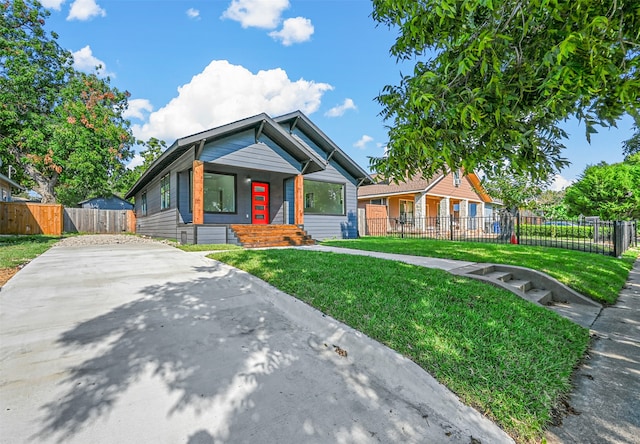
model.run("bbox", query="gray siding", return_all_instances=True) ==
[136,208,179,240]
[196,226,228,244]
[303,164,359,240]
[177,225,196,244]
[200,131,300,174]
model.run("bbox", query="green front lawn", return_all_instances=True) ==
[209,248,589,443]
[322,237,638,305]
[0,235,61,269]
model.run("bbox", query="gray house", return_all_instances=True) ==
[125,111,372,245]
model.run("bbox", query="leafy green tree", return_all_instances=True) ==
[564,155,640,220]
[370,0,639,181]
[534,189,570,220]
[481,170,547,239]
[622,126,640,159]
[1,0,134,205]
[115,137,166,196]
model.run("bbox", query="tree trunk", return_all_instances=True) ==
[8,146,58,203]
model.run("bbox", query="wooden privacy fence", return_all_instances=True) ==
[0,202,63,235]
[0,202,136,235]
[64,208,136,234]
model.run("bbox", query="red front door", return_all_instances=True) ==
[251,182,269,224]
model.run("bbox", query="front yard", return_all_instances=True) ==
[322,237,638,305]
[209,247,591,443]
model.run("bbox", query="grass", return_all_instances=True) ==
[176,243,243,252]
[321,237,639,305]
[0,235,61,269]
[209,248,589,443]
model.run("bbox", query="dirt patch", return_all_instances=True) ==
[0,266,21,287]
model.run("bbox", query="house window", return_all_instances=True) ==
[204,172,236,213]
[140,192,147,216]
[370,198,386,205]
[303,180,345,215]
[453,169,461,187]
[160,174,170,209]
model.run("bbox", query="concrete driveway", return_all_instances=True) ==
[0,241,512,444]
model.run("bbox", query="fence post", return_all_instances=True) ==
[449,216,454,241]
[516,211,521,244]
[613,221,619,257]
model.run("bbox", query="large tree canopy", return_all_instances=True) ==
[564,154,640,220]
[1,0,134,205]
[371,0,640,181]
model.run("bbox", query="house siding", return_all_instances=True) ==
[200,131,300,174]
[303,166,358,240]
[197,225,228,244]
[429,172,483,201]
[289,128,360,240]
[136,208,178,239]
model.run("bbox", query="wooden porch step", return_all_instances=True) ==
[230,224,316,248]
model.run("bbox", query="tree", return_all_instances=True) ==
[114,137,166,196]
[481,170,547,239]
[564,154,640,220]
[1,0,134,205]
[534,189,570,220]
[370,0,639,182]
[622,125,640,159]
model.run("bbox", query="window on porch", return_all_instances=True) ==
[204,172,236,213]
[303,180,345,215]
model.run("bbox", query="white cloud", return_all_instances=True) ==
[186,8,200,19]
[325,98,356,117]
[354,135,374,150]
[548,174,574,191]
[123,99,154,121]
[126,154,144,170]
[221,0,289,29]
[40,0,66,10]
[132,60,333,142]
[67,0,106,21]
[72,45,114,77]
[269,17,314,46]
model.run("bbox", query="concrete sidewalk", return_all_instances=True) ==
[0,242,512,444]
[545,257,640,444]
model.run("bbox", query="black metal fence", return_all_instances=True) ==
[361,214,638,257]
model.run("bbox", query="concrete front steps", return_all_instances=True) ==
[230,224,316,248]
[451,263,602,328]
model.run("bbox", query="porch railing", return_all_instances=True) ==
[360,215,638,257]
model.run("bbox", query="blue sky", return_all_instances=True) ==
[41,0,633,190]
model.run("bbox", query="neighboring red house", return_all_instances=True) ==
[357,170,496,234]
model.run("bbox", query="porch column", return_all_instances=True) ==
[459,199,468,231]
[415,192,426,231]
[294,174,304,225]
[193,160,204,225]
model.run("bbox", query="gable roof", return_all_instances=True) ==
[358,174,444,198]
[274,111,373,185]
[358,171,493,203]
[125,112,331,199]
